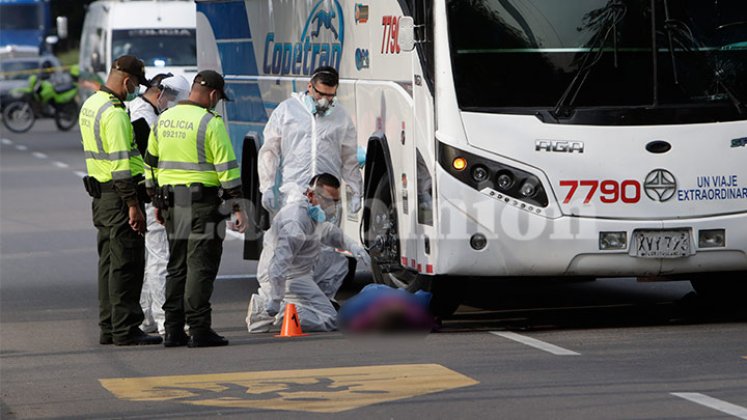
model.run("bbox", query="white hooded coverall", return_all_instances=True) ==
[247,186,368,332]
[258,92,364,299]
[129,96,168,335]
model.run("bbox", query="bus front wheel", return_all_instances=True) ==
[366,175,460,318]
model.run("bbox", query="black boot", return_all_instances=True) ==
[188,330,229,348]
[114,329,163,346]
[164,329,189,347]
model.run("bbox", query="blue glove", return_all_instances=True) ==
[348,194,362,214]
[261,189,276,211]
[357,146,366,168]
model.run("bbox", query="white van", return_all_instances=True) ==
[79,0,196,96]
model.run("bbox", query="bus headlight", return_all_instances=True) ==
[496,171,514,190]
[600,232,627,250]
[698,229,725,248]
[471,165,489,182]
[438,141,549,207]
[519,179,538,198]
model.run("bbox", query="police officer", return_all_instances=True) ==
[145,70,248,348]
[79,55,162,346]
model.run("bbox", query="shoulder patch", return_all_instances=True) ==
[108,95,125,109]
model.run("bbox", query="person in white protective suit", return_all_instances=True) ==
[128,73,190,335]
[258,66,364,301]
[247,174,370,333]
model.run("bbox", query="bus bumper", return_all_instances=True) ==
[433,171,747,277]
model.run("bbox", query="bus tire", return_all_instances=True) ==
[367,173,460,319]
[367,174,405,286]
[421,275,462,319]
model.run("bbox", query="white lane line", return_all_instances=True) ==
[53,161,69,168]
[671,393,747,419]
[15,145,28,151]
[32,152,48,159]
[1,139,12,145]
[216,274,257,281]
[74,171,87,178]
[490,331,580,356]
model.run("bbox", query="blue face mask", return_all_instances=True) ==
[307,204,326,222]
[124,81,138,102]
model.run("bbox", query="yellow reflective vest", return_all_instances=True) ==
[79,89,144,183]
[144,103,240,189]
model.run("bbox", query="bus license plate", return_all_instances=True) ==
[632,230,691,258]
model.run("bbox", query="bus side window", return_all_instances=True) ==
[412,0,434,89]
[416,149,433,226]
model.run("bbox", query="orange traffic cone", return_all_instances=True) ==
[275,303,309,337]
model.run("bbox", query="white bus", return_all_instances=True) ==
[79,0,197,96]
[195,0,747,314]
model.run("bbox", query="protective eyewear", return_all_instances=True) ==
[312,83,337,99]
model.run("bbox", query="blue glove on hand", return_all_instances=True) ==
[261,189,276,211]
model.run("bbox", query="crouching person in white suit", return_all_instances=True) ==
[247,174,370,333]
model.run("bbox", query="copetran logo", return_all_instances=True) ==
[263,0,345,76]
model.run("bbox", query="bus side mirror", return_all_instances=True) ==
[399,16,416,52]
[56,17,69,40]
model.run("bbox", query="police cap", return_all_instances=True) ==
[112,55,148,86]
[194,70,231,101]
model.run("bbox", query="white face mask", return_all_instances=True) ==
[304,92,334,116]
[316,97,330,109]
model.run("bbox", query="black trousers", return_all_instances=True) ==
[162,197,226,335]
[92,192,145,340]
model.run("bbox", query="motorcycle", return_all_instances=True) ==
[2,73,79,133]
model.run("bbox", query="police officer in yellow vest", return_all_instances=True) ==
[79,55,162,346]
[145,70,248,348]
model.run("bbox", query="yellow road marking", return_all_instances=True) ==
[100,364,478,413]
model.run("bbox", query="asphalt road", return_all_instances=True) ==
[1,121,745,419]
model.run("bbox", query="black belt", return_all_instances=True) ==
[99,181,115,192]
[167,184,220,205]
[99,175,145,192]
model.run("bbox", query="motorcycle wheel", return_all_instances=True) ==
[2,101,35,133]
[54,101,78,131]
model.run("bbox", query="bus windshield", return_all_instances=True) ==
[446,0,747,124]
[0,4,42,31]
[111,29,196,67]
